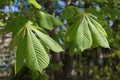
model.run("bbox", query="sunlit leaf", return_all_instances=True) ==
[0,21,4,26]
[86,16,109,48]
[37,11,63,30]
[28,0,41,9]
[25,28,50,72]
[88,15,107,37]
[31,27,63,52]
[65,12,109,52]
[76,16,92,51]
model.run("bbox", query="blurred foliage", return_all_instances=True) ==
[0,0,120,80]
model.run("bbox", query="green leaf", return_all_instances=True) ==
[15,28,26,74]
[5,16,28,37]
[68,41,76,56]
[49,15,63,26]
[60,6,83,20]
[37,11,63,30]
[60,6,74,20]
[0,21,4,26]
[65,13,109,52]
[76,17,92,51]
[32,25,48,34]
[13,21,50,73]
[88,15,107,37]
[72,6,83,14]
[0,0,15,8]
[9,27,25,50]
[25,29,50,72]
[28,0,41,9]
[86,16,109,48]
[31,27,63,52]
[65,20,79,42]
[7,17,28,50]
[37,11,53,30]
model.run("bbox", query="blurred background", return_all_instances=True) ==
[0,0,120,80]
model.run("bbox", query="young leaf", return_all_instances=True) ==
[37,11,53,30]
[25,29,50,72]
[37,11,63,30]
[76,17,92,51]
[86,16,109,48]
[65,12,109,52]
[15,28,26,74]
[88,16,107,37]
[31,27,63,52]
[12,21,51,73]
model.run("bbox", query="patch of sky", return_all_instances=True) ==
[109,20,113,27]
[76,0,79,6]
[53,0,66,15]
[96,4,101,11]
[0,0,32,12]
[1,1,20,12]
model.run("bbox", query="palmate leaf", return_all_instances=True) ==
[66,16,92,51]
[37,11,63,30]
[76,17,92,51]
[86,16,109,48]
[31,27,63,52]
[25,28,49,72]
[13,21,63,74]
[65,12,109,52]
